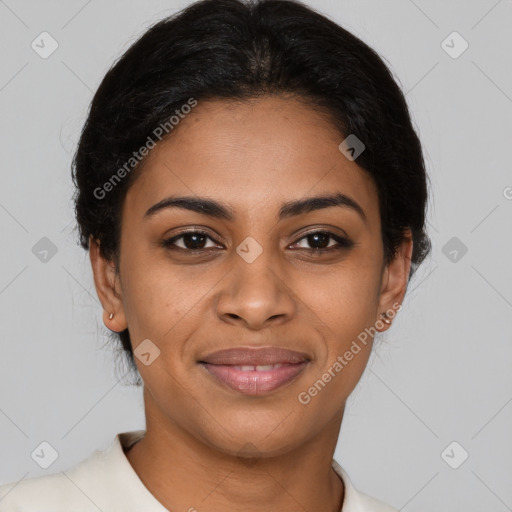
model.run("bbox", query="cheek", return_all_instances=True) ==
[297,257,381,373]
[117,243,173,338]
[296,276,377,411]
[300,257,381,323]
[118,247,214,344]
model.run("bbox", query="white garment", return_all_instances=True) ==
[0,430,398,511]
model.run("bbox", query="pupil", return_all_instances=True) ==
[185,233,206,249]
[309,233,329,249]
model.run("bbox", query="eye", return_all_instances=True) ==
[290,231,354,253]
[161,229,353,254]
[161,230,222,251]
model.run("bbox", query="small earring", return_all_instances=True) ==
[381,312,391,325]
[109,312,114,320]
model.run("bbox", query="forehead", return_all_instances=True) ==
[124,96,380,226]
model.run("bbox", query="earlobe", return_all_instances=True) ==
[89,235,128,332]
[376,230,413,330]
[102,309,127,333]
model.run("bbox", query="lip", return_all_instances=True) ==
[199,347,310,365]
[198,347,310,396]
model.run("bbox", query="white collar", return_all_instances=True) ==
[0,430,397,511]
[108,430,397,511]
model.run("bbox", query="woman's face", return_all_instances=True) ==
[92,95,411,457]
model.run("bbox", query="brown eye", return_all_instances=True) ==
[162,231,221,251]
[291,231,354,252]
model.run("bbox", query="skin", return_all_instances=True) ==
[90,95,412,512]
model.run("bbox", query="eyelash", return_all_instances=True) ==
[160,229,354,254]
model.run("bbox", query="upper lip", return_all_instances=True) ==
[199,347,310,366]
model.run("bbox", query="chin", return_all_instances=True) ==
[192,409,309,459]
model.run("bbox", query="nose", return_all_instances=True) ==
[215,247,296,330]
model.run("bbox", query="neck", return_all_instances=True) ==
[124,393,345,511]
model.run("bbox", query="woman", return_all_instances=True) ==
[0,0,430,510]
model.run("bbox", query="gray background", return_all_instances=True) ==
[1,0,511,510]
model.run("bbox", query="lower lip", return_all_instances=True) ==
[200,362,308,395]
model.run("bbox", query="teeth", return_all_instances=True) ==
[233,364,283,371]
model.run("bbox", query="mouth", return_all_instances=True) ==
[198,347,310,396]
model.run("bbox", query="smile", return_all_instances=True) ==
[198,346,311,395]
[199,361,308,395]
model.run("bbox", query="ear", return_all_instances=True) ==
[89,235,127,332]
[376,229,413,331]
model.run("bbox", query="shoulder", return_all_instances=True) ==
[0,430,154,512]
[0,454,100,511]
[332,459,399,512]
[0,444,115,512]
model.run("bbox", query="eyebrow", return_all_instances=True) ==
[144,192,367,223]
